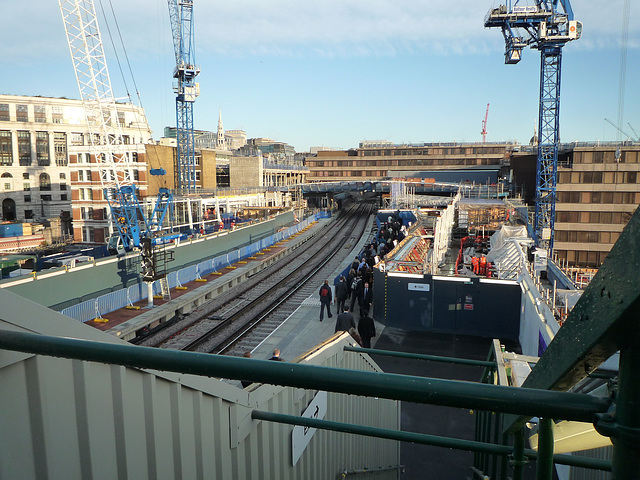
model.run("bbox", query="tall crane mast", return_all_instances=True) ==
[481,103,490,143]
[485,1,582,254]
[59,0,173,253]
[168,0,200,193]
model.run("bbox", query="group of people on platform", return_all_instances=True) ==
[318,278,376,349]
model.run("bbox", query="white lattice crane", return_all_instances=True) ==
[59,0,172,253]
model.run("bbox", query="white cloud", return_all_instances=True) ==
[3,0,638,64]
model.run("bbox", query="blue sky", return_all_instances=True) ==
[1,0,638,152]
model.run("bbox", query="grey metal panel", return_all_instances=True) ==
[376,271,520,340]
[1,312,399,480]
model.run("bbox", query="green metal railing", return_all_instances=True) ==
[0,329,615,479]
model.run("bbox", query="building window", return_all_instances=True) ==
[24,209,33,219]
[24,195,31,202]
[60,183,67,191]
[36,132,50,166]
[2,172,12,190]
[18,131,31,166]
[34,105,46,123]
[0,104,9,121]
[0,130,12,166]
[133,169,139,181]
[52,106,63,124]
[60,194,67,201]
[39,173,51,191]
[118,111,125,127]
[131,151,138,162]
[23,183,30,191]
[71,133,84,145]
[23,173,29,180]
[16,105,28,122]
[41,195,52,202]
[54,132,67,166]
[82,226,95,243]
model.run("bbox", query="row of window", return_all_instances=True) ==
[1,172,66,191]
[75,151,139,163]
[556,191,640,205]
[311,170,386,178]
[556,210,634,225]
[80,226,111,243]
[558,170,638,184]
[311,158,499,168]
[554,249,607,269]
[555,230,620,244]
[574,150,640,164]
[0,104,62,123]
[0,130,67,166]
[20,194,68,203]
[0,103,129,128]
[360,147,506,156]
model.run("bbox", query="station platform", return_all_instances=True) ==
[85,216,333,337]
[249,213,383,362]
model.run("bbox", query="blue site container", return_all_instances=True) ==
[0,223,23,238]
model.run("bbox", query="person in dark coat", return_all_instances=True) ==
[334,307,356,333]
[358,311,376,348]
[319,280,332,321]
[269,348,284,361]
[351,256,360,273]
[359,281,372,314]
[335,275,349,314]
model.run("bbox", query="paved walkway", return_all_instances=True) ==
[250,214,384,362]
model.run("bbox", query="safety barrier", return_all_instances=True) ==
[62,212,330,322]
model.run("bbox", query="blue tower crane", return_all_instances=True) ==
[168,0,200,193]
[485,1,582,254]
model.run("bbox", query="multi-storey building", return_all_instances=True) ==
[305,142,513,181]
[554,145,640,268]
[0,95,151,245]
[310,141,640,269]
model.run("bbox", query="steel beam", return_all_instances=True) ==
[251,410,611,471]
[344,346,497,369]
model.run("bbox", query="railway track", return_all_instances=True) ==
[138,201,375,356]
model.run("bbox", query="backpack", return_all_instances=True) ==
[351,277,361,291]
[320,285,329,297]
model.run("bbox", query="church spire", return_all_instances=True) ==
[217,108,225,148]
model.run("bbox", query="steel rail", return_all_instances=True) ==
[182,202,373,353]
[215,204,374,354]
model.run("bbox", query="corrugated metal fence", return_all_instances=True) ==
[63,212,329,322]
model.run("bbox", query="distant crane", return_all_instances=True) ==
[485,1,582,254]
[168,0,200,192]
[59,0,173,254]
[605,118,637,142]
[481,103,490,143]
